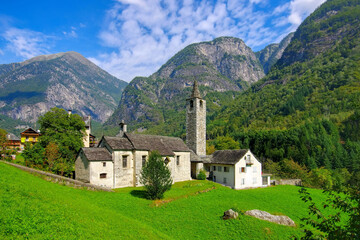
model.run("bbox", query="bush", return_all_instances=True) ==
[197,170,207,180]
[140,151,172,200]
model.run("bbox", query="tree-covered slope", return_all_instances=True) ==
[208,0,360,170]
[106,37,264,133]
[0,52,127,123]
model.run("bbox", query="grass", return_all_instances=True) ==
[0,162,334,239]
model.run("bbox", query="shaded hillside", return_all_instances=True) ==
[256,32,294,73]
[207,0,360,170]
[106,37,264,134]
[0,52,127,123]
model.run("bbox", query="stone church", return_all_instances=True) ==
[75,81,270,189]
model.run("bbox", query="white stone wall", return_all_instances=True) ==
[133,150,148,186]
[83,128,90,148]
[234,151,262,189]
[168,152,192,182]
[210,164,235,188]
[75,153,90,182]
[113,150,134,188]
[89,161,114,188]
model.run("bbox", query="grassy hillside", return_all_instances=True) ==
[0,162,333,239]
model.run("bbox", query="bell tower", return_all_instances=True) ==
[186,81,206,156]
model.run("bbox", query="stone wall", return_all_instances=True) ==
[1,160,113,192]
[275,179,302,186]
[186,98,206,156]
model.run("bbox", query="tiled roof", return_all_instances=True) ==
[103,136,133,150]
[81,148,112,161]
[125,133,190,156]
[210,149,249,165]
[6,133,20,141]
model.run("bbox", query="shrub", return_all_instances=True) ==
[197,169,207,180]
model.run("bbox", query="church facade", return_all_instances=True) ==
[75,81,270,189]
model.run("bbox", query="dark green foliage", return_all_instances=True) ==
[298,185,360,239]
[22,142,45,168]
[0,128,8,158]
[197,169,207,180]
[20,107,87,176]
[140,151,172,199]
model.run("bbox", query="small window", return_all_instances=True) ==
[217,166,222,172]
[253,177,257,184]
[200,100,203,107]
[164,157,170,165]
[122,155,128,168]
[223,177,227,184]
[190,100,194,108]
[142,156,146,167]
[103,162,106,167]
[212,166,216,171]
[100,173,107,179]
[176,156,180,165]
[224,167,229,172]
[241,178,245,185]
[253,166,257,173]
[240,167,246,173]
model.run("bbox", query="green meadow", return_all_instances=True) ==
[0,162,330,239]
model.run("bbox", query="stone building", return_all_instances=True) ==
[75,130,192,188]
[75,81,270,189]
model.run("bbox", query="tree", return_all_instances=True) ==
[140,151,172,200]
[38,107,85,173]
[299,185,360,240]
[0,129,7,159]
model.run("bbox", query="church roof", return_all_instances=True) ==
[125,133,190,156]
[190,80,201,98]
[81,148,112,161]
[103,136,133,150]
[209,149,249,165]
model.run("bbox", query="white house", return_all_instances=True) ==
[205,149,265,189]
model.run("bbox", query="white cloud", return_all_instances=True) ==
[2,28,50,59]
[91,0,326,82]
[288,0,326,25]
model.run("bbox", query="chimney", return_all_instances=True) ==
[68,109,72,116]
[118,120,127,137]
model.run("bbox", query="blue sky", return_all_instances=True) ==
[0,0,326,82]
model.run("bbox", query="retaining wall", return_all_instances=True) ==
[0,160,113,192]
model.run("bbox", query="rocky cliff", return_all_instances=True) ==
[107,37,264,128]
[0,51,127,123]
[256,32,294,73]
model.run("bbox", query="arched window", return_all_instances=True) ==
[190,100,194,108]
[200,100,203,107]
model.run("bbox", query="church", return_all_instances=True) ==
[75,81,270,189]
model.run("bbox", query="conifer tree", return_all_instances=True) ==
[140,151,172,200]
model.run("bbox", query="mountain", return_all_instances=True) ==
[256,32,294,74]
[207,0,360,170]
[0,51,127,123]
[106,37,264,132]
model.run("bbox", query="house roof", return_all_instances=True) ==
[81,148,112,161]
[210,149,249,165]
[125,133,190,156]
[6,133,20,141]
[103,136,133,150]
[21,128,40,136]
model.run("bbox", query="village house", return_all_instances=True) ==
[75,81,270,189]
[20,128,40,150]
[6,133,21,151]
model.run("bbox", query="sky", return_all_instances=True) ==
[0,0,326,82]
